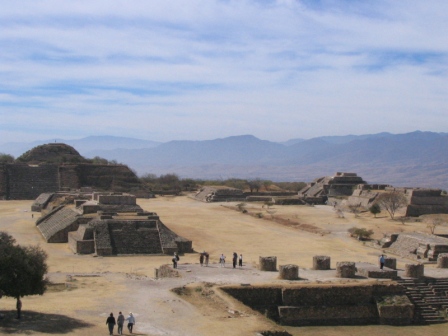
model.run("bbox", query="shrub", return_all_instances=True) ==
[348,227,374,240]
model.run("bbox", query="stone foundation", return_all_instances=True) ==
[221,282,408,326]
[155,264,180,278]
[356,262,397,279]
[313,256,331,270]
[404,264,424,278]
[279,265,299,280]
[336,262,356,278]
[259,256,277,271]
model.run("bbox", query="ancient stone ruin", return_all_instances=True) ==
[380,232,448,261]
[33,192,192,256]
[221,282,411,326]
[0,143,149,200]
[404,188,448,217]
[298,172,367,204]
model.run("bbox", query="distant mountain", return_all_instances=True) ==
[0,136,160,158]
[2,131,448,190]
[282,132,393,146]
[90,131,448,190]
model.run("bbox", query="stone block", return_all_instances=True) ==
[404,264,424,278]
[437,253,448,268]
[313,255,331,270]
[279,264,299,280]
[259,256,277,271]
[384,257,397,270]
[336,262,356,278]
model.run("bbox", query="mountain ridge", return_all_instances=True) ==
[1,131,447,189]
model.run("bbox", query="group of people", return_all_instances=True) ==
[105,312,135,335]
[171,251,244,269]
[219,252,243,268]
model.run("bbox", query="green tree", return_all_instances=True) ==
[369,203,381,217]
[0,232,48,319]
[375,191,408,219]
[91,156,109,165]
[247,179,262,193]
[0,153,14,163]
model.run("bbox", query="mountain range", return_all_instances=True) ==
[1,131,447,190]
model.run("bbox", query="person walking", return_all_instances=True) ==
[117,311,125,335]
[199,252,204,266]
[205,252,209,267]
[106,312,116,336]
[379,254,385,270]
[126,312,136,333]
[238,254,243,268]
[16,298,22,319]
[172,255,177,269]
[232,252,238,269]
[220,254,226,267]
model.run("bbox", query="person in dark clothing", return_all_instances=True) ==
[239,254,243,268]
[379,254,385,270]
[172,256,177,268]
[106,312,116,335]
[16,298,22,319]
[117,311,125,335]
[232,252,238,269]
[199,253,204,266]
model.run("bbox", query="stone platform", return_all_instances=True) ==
[356,262,398,279]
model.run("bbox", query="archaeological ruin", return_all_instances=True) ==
[33,191,192,256]
[0,143,149,200]
[380,232,448,261]
[298,172,369,204]
[221,282,413,326]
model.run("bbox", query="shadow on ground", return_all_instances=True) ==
[0,310,93,334]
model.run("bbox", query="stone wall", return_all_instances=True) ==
[59,165,80,190]
[36,206,81,243]
[106,220,163,255]
[221,283,407,326]
[386,232,448,261]
[98,194,136,205]
[1,162,149,200]
[405,189,448,217]
[6,164,59,200]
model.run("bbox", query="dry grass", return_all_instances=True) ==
[1,197,448,335]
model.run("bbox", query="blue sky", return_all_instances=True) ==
[0,0,447,143]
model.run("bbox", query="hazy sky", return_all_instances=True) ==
[1,0,447,143]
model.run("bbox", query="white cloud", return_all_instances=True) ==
[1,0,448,143]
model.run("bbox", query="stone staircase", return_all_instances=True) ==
[396,278,448,324]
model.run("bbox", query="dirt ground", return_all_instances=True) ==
[1,196,448,336]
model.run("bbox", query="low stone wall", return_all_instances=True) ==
[376,295,414,326]
[221,282,407,326]
[278,305,378,326]
[68,232,95,254]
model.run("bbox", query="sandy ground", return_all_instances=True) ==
[1,196,448,335]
